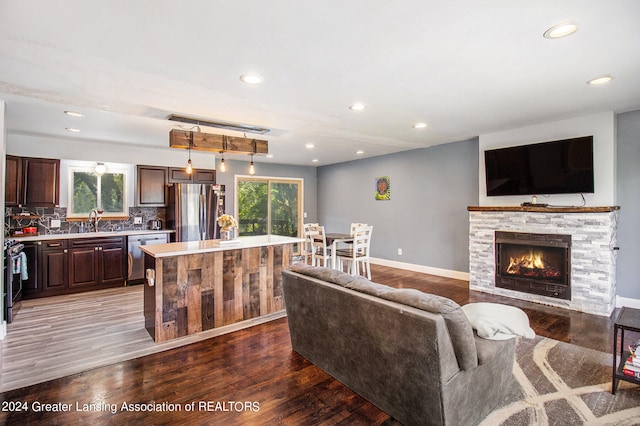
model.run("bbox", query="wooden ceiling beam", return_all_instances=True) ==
[169,129,268,155]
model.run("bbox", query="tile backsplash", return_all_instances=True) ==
[5,207,166,237]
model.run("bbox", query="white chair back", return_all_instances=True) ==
[309,224,331,267]
[336,225,373,278]
[350,222,368,236]
[302,223,319,264]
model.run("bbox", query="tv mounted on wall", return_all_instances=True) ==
[484,136,594,197]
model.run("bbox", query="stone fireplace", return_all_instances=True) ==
[495,231,571,300]
[468,206,619,316]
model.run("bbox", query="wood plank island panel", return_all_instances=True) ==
[143,236,298,343]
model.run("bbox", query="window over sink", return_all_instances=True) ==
[67,165,128,218]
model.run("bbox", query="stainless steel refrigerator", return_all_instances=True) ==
[166,184,225,242]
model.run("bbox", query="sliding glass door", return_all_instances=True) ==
[236,177,302,238]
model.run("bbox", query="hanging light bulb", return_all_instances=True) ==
[249,154,255,175]
[95,162,106,175]
[219,153,226,173]
[185,131,193,174]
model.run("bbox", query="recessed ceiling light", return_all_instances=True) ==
[64,110,85,117]
[266,154,274,158]
[305,143,315,149]
[355,150,364,155]
[587,75,613,85]
[543,22,578,39]
[412,122,428,129]
[65,127,81,132]
[239,74,264,84]
[349,103,366,111]
[312,159,319,163]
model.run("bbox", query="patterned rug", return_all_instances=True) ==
[482,336,640,426]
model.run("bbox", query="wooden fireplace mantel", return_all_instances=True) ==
[467,206,620,213]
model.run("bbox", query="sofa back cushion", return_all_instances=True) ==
[289,264,358,287]
[377,288,478,370]
[288,266,478,370]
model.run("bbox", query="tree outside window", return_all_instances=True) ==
[68,167,127,217]
[236,177,301,239]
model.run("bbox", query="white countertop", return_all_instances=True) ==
[12,229,174,242]
[141,235,304,258]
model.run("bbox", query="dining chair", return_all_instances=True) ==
[302,223,319,264]
[309,224,332,267]
[335,225,373,279]
[350,222,367,236]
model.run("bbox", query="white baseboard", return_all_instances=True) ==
[617,296,640,310]
[370,258,469,281]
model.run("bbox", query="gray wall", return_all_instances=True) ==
[214,158,318,225]
[616,110,640,299]
[317,138,479,273]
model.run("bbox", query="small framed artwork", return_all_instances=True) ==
[375,176,391,200]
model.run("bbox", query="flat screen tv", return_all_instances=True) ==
[484,136,594,196]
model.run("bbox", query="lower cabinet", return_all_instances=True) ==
[21,241,42,297]
[69,237,127,289]
[42,240,69,291]
[22,236,126,299]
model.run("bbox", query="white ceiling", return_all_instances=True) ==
[1,1,639,167]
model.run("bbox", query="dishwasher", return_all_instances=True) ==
[127,233,168,285]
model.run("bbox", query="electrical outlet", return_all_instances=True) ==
[398,248,403,256]
[303,212,308,218]
[50,219,61,228]
[134,217,143,224]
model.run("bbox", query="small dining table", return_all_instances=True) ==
[325,232,353,270]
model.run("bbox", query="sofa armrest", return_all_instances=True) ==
[473,333,516,365]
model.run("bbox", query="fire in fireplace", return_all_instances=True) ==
[495,231,571,300]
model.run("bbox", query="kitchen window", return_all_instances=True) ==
[67,166,128,218]
[236,176,302,239]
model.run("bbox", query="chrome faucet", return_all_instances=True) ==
[88,208,103,232]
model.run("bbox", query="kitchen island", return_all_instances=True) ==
[141,235,302,343]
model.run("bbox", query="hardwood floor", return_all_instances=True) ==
[0,264,624,425]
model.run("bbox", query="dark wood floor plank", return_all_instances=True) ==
[0,264,621,425]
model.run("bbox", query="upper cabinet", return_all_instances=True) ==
[23,158,60,207]
[136,165,168,207]
[137,165,216,206]
[5,156,60,207]
[168,167,216,184]
[5,155,23,207]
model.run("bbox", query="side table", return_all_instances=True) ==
[612,306,640,394]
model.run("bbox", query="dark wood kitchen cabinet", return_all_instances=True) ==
[42,240,68,291]
[5,155,23,207]
[21,241,42,297]
[22,157,60,207]
[5,156,60,207]
[137,165,168,206]
[168,167,216,184]
[69,236,127,289]
[21,236,126,299]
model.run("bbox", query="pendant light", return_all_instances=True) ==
[95,162,106,175]
[185,131,193,174]
[249,154,255,175]
[246,133,256,175]
[219,135,227,172]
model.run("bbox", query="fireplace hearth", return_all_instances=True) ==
[495,231,571,300]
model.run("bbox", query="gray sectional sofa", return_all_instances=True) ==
[282,265,516,426]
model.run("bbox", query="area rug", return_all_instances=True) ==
[482,336,640,425]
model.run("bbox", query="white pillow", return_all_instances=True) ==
[461,302,536,340]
